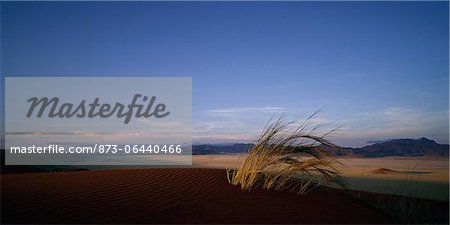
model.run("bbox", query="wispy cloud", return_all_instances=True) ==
[193,120,246,133]
[193,108,334,144]
[192,132,257,144]
[192,120,261,143]
[207,106,286,115]
[331,107,449,147]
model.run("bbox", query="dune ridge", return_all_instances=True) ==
[2,168,397,224]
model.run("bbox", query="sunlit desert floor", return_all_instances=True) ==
[193,155,449,200]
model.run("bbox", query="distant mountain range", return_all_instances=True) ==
[192,143,253,155]
[193,137,449,157]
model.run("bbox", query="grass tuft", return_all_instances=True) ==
[227,112,345,195]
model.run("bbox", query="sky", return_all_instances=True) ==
[1,1,449,147]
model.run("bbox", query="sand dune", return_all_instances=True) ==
[2,168,396,224]
[371,168,399,174]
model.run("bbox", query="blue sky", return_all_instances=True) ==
[1,1,449,147]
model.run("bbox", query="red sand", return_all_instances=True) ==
[1,168,396,224]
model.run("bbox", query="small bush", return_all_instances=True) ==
[227,113,345,195]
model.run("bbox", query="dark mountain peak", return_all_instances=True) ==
[360,137,447,157]
[418,137,436,144]
[288,137,447,158]
[193,137,448,157]
[371,137,438,146]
